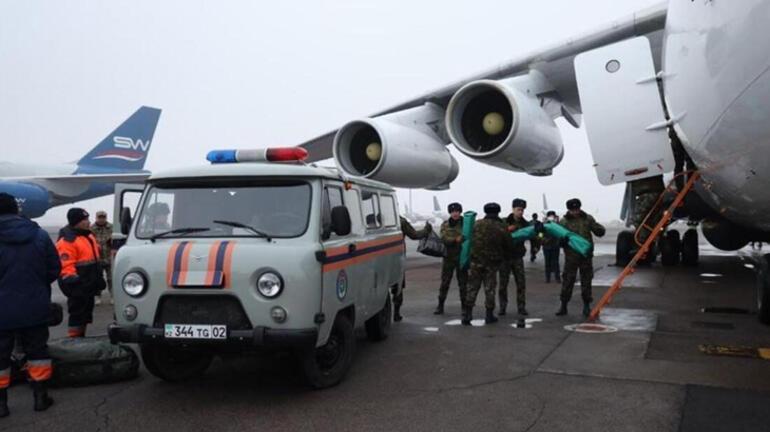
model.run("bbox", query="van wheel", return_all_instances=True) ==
[299,314,354,389]
[140,344,213,382]
[365,294,391,342]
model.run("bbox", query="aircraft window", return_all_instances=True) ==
[380,195,397,227]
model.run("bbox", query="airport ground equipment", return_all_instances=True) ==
[588,172,700,322]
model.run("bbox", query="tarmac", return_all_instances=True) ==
[2,228,770,431]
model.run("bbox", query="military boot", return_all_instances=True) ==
[485,308,498,324]
[582,302,591,318]
[31,381,53,412]
[498,303,507,316]
[393,305,403,322]
[433,298,445,315]
[0,389,8,418]
[461,307,472,326]
[518,305,529,316]
[555,301,568,316]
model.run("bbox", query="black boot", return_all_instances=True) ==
[32,381,53,412]
[555,301,568,316]
[498,303,507,316]
[583,302,591,318]
[393,305,403,322]
[518,305,529,316]
[0,389,8,418]
[461,307,472,326]
[485,308,498,324]
[433,299,445,315]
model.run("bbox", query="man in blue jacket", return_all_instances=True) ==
[0,193,59,417]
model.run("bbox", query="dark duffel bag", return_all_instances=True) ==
[417,230,446,258]
[46,336,140,387]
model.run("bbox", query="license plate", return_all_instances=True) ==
[164,324,227,340]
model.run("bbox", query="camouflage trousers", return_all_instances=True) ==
[560,253,594,303]
[465,261,498,310]
[498,257,526,307]
[438,257,468,302]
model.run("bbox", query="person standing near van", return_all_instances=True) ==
[56,208,105,337]
[542,211,562,283]
[0,193,59,416]
[394,216,431,321]
[434,202,466,315]
[90,210,113,305]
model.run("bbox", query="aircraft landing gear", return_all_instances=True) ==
[681,228,699,266]
[757,254,770,325]
[616,230,634,266]
[661,230,682,266]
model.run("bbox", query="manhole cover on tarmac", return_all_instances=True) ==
[564,323,619,333]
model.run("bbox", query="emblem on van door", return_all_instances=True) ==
[336,270,348,300]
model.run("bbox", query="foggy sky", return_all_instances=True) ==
[0,0,661,225]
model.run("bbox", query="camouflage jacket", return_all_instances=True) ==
[559,211,606,246]
[400,216,430,240]
[439,218,463,259]
[504,214,529,259]
[90,222,113,264]
[470,216,510,266]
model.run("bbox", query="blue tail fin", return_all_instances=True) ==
[77,106,161,171]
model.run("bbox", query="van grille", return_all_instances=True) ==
[153,295,252,330]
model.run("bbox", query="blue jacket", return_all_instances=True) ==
[0,215,60,330]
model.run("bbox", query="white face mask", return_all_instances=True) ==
[546,216,556,222]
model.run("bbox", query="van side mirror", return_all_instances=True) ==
[120,207,133,235]
[331,206,351,236]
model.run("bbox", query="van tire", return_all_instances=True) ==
[299,314,355,389]
[140,344,213,382]
[365,294,391,342]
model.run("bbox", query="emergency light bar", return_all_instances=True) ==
[206,147,308,164]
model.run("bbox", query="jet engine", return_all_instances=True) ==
[445,73,564,175]
[333,104,459,189]
[701,218,750,251]
[0,182,50,218]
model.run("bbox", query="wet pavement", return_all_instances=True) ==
[2,233,770,431]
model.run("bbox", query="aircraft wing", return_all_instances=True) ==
[300,2,667,162]
[7,173,149,198]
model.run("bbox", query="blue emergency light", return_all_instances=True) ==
[206,148,309,164]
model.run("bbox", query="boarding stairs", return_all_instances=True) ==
[587,171,700,322]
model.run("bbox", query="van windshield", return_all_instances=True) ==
[135,180,312,239]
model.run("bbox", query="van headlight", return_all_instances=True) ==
[257,272,283,298]
[122,272,147,297]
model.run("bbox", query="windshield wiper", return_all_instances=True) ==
[150,227,211,242]
[213,220,272,242]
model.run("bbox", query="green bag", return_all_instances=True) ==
[47,336,140,387]
[459,211,477,270]
[510,222,593,257]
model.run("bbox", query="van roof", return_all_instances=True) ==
[148,162,395,191]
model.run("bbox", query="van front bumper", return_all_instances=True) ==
[108,323,317,348]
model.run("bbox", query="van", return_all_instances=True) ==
[108,148,404,388]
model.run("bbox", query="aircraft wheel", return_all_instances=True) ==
[681,229,699,266]
[661,230,681,266]
[757,254,770,325]
[616,230,634,267]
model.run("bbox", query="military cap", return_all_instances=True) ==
[483,202,501,215]
[566,198,582,210]
[511,198,527,209]
[447,202,462,213]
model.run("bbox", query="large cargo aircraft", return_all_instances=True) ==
[0,106,161,218]
[299,1,770,322]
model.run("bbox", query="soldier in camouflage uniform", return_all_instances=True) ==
[542,211,562,283]
[394,216,432,321]
[556,199,606,317]
[434,202,467,315]
[90,211,113,305]
[499,198,529,316]
[463,203,510,325]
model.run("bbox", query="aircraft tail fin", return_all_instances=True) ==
[542,193,549,211]
[433,196,440,212]
[77,106,162,171]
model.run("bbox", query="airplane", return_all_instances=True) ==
[0,106,161,218]
[403,195,448,226]
[298,1,770,323]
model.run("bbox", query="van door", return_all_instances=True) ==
[319,183,363,325]
[113,183,145,251]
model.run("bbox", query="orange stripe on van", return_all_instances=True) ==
[166,242,181,287]
[223,241,235,288]
[322,244,404,273]
[177,242,192,285]
[205,241,221,286]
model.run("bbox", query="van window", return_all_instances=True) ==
[380,194,397,227]
[322,185,346,239]
[361,190,381,229]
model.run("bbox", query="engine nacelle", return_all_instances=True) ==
[333,104,459,189]
[0,182,50,218]
[445,73,564,175]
